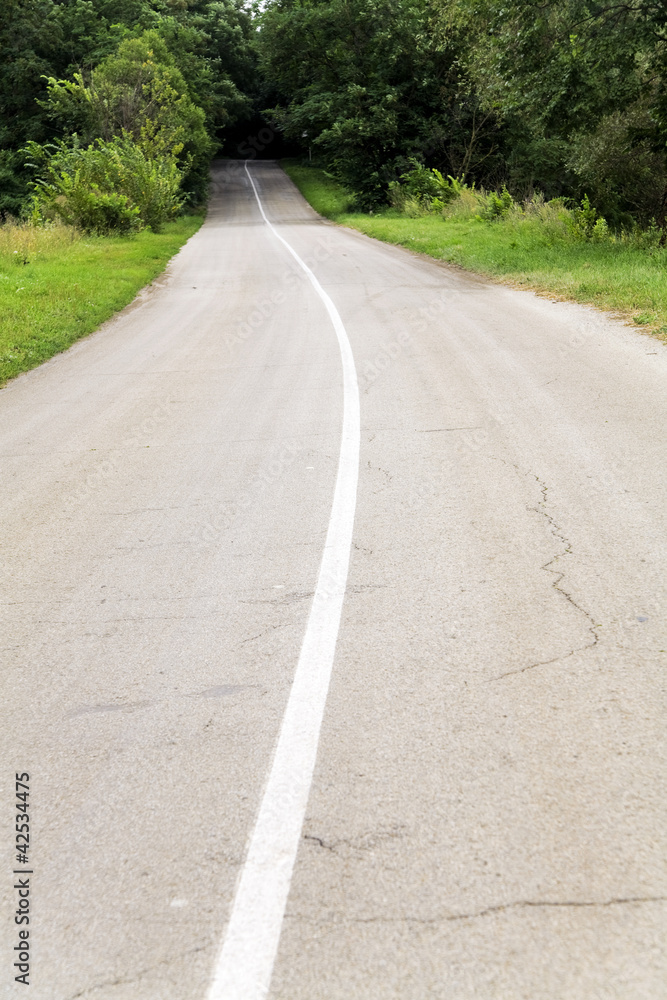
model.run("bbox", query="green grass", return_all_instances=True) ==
[282,162,667,340]
[282,161,355,218]
[0,214,204,387]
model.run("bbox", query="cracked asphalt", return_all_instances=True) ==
[1,161,666,999]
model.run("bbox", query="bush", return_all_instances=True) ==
[480,186,515,221]
[27,136,184,234]
[0,151,32,221]
[44,183,140,236]
[382,166,626,251]
[43,32,216,206]
[394,159,443,203]
[570,194,602,240]
[567,106,667,227]
[389,160,466,212]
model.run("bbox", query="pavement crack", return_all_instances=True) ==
[303,824,407,855]
[240,623,290,644]
[287,896,666,926]
[109,506,189,516]
[304,834,337,851]
[366,461,393,495]
[493,468,600,681]
[239,591,313,606]
[63,945,209,999]
[442,895,667,921]
[415,426,482,433]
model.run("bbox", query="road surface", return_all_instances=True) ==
[1,160,666,999]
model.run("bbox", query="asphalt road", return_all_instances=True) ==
[1,160,666,1000]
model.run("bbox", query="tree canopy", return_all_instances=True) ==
[258,0,667,220]
[1,0,665,225]
[0,0,257,215]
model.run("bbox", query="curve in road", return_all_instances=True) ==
[0,160,665,1000]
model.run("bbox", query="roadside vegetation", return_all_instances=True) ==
[0,215,203,387]
[1,1,257,220]
[261,0,667,335]
[284,162,667,338]
[259,0,667,229]
[0,0,258,384]
[2,0,667,381]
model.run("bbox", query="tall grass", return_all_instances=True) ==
[0,219,80,266]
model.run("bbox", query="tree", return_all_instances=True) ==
[440,0,667,221]
[42,31,214,199]
[259,0,500,206]
[0,0,258,215]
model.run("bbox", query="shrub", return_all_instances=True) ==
[389,160,467,212]
[480,186,515,221]
[27,136,184,234]
[567,106,667,226]
[45,183,140,235]
[0,151,31,221]
[570,194,602,239]
[43,32,215,205]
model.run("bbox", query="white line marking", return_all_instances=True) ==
[205,163,360,1000]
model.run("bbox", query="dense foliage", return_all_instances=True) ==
[259,0,667,224]
[447,0,667,225]
[2,0,666,228]
[258,0,497,208]
[0,0,257,222]
[42,31,215,201]
[27,134,185,232]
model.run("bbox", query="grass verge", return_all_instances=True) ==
[282,161,667,340]
[283,162,356,218]
[0,213,204,387]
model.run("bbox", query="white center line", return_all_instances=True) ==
[205,163,361,1000]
